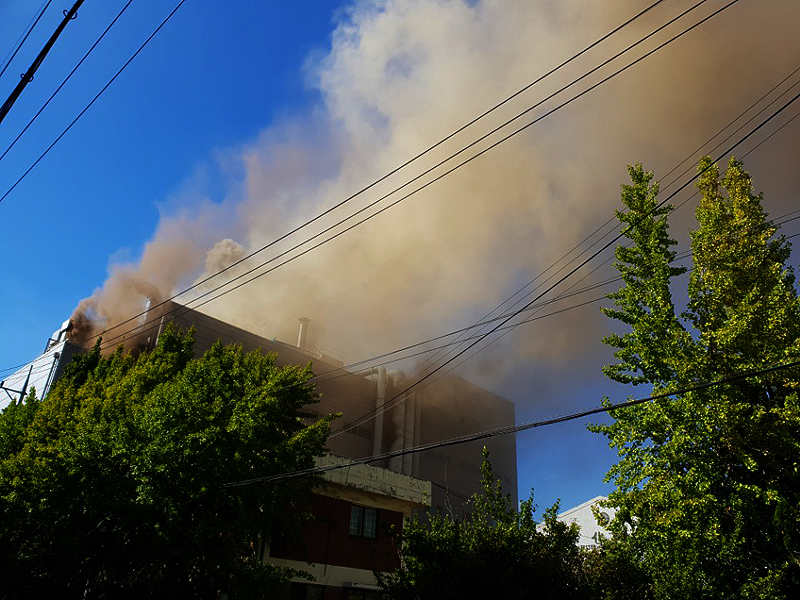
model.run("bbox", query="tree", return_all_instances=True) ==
[378,449,586,600]
[0,326,334,599]
[592,159,800,598]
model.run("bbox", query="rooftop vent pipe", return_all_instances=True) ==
[297,317,310,351]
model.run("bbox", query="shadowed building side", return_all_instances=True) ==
[11,300,517,512]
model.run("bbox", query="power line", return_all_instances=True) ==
[10,201,791,389]
[741,106,800,161]
[313,203,800,389]
[5,224,798,401]
[61,0,676,350]
[171,0,721,308]
[0,0,53,82]
[222,358,800,488]
[332,76,800,438]
[0,0,84,126]
[660,63,800,186]
[6,45,798,387]
[0,2,776,382]
[0,0,136,164]
[0,3,788,390]
[0,0,188,203]
[332,53,800,431]
[91,0,734,353]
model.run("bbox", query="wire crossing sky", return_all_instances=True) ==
[1,0,799,511]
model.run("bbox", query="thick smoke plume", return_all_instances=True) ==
[74,0,800,393]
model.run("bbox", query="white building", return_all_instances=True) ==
[553,495,615,549]
[1,320,83,409]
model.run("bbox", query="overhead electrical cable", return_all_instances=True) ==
[741,106,800,161]
[3,0,788,390]
[0,0,188,202]
[61,0,669,350]
[4,2,788,390]
[0,0,84,126]
[658,68,800,194]
[0,0,53,82]
[9,212,800,388]
[222,358,800,488]
[317,201,800,387]
[93,0,733,352]
[0,0,136,164]
[659,63,800,186]
[330,60,800,429]
[331,80,800,438]
[157,0,718,306]
[3,214,798,399]
[435,180,799,385]
[474,58,800,348]
[414,1,795,376]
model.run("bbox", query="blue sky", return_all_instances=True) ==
[1,0,799,512]
[0,0,335,347]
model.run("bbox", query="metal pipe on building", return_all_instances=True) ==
[402,392,415,476]
[387,371,407,473]
[373,366,386,456]
[43,352,60,399]
[297,317,310,351]
[412,391,422,477]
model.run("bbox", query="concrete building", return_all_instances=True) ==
[553,496,615,549]
[4,300,517,511]
[268,455,431,599]
[1,320,83,408]
[152,301,517,512]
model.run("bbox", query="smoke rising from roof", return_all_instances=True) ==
[73,0,800,390]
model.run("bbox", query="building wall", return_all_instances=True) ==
[269,493,403,572]
[268,459,430,599]
[0,339,83,409]
[412,375,517,512]
[143,301,517,511]
[553,496,615,549]
[47,300,516,511]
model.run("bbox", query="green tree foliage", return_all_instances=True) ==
[0,327,333,599]
[582,537,653,600]
[592,159,800,598]
[378,450,586,600]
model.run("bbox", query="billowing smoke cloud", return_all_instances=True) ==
[74,0,800,392]
[69,204,231,345]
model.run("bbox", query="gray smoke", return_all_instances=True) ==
[73,0,800,392]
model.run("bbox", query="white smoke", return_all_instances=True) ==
[76,0,800,385]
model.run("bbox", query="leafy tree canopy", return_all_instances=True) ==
[0,326,334,599]
[378,449,586,600]
[592,158,800,599]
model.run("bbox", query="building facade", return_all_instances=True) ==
[6,300,517,511]
[155,301,517,511]
[553,496,615,549]
[268,455,431,599]
[1,319,83,409]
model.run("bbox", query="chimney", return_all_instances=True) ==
[297,317,310,351]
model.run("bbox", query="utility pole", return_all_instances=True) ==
[0,0,86,126]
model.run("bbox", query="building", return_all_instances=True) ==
[4,300,519,600]
[553,496,615,549]
[4,300,517,512]
[268,455,431,599]
[0,319,83,408]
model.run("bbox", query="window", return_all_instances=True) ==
[349,505,377,538]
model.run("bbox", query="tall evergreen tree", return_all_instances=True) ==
[592,159,800,599]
